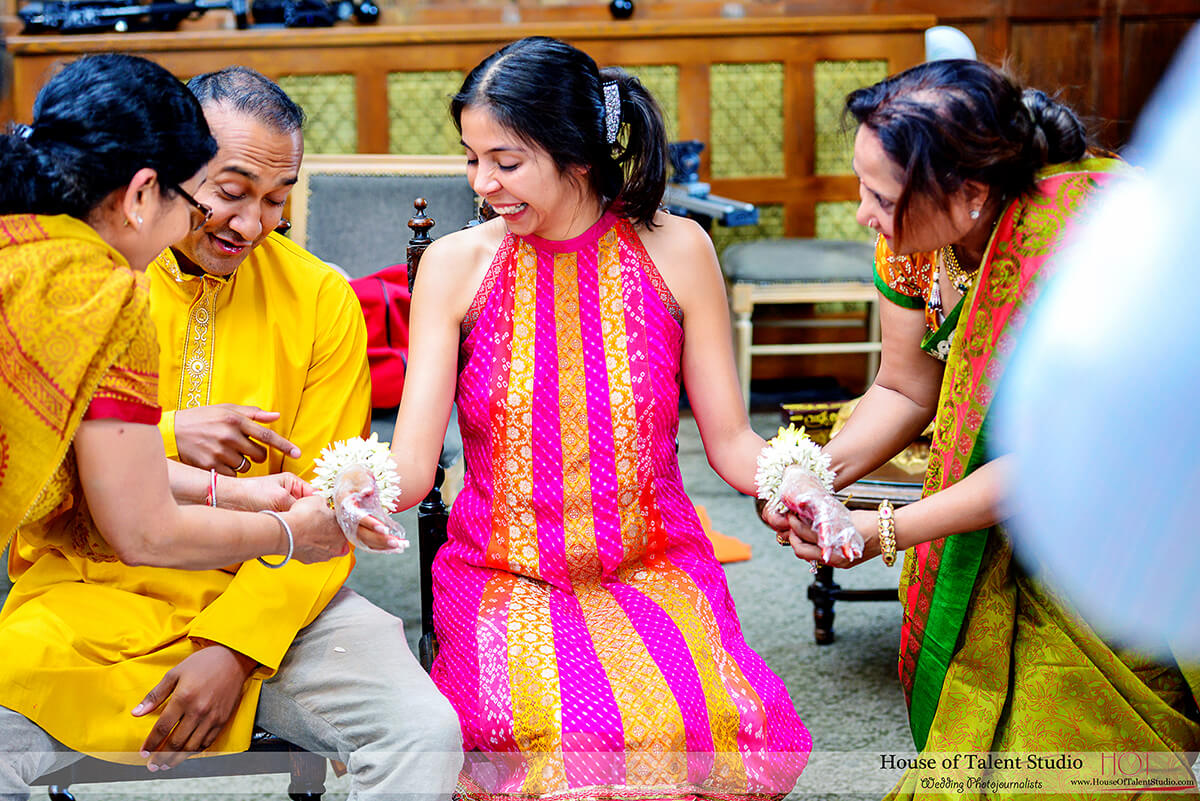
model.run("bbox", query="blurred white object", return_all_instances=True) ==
[998,25,1200,656]
[924,26,977,62]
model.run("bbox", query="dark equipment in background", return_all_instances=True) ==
[19,0,247,32]
[18,0,377,32]
[664,140,758,230]
[250,0,377,27]
[608,0,634,19]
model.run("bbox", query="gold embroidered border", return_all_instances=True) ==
[178,279,221,410]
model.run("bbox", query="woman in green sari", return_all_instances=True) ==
[766,59,1200,797]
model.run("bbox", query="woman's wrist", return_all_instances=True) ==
[851,509,882,561]
[214,474,243,511]
[271,510,293,556]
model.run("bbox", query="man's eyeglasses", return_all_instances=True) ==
[172,184,213,232]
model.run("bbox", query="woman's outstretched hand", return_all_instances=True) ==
[279,496,352,563]
[332,464,409,553]
[782,467,863,561]
[776,507,879,569]
[760,466,873,568]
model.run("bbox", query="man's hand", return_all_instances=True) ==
[174,404,301,476]
[219,472,314,513]
[132,645,257,771]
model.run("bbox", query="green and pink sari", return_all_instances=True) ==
[889,158,1200,798]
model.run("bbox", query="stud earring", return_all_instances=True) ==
[136,215,143,226]
[969,209,981,220]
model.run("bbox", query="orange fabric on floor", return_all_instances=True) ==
[695,505,752,564]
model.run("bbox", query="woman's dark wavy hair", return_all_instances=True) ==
[0,54,217,219]
[844,59,1088,242]
[450,36,667,229]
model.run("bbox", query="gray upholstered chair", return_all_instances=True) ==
[721,238,880,407]
[289,154,474,279]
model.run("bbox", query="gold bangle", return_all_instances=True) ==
[877,499,897,567]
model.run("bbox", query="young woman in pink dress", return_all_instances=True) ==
[387,36,810,800]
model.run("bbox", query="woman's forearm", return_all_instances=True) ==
[75,419,298,569]
[823,382,937,490]
[167,459,211,506]
[892,457,1010,549]
[124,502,291,568]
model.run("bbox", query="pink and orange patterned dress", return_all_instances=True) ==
[431,211,810,800]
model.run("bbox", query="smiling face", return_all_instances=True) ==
[172,103,303,277]
[460,104,601,241]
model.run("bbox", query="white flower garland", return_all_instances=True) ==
[755,424,835,516]
[311,432,402,512]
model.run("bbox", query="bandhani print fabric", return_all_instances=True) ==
[432,211,810,800]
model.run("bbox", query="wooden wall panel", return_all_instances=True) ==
[1119,17,1196,143]
[1009,21,1100,121]
[4,16,930,246]
[3,2,1197,154]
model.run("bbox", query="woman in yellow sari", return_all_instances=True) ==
[0,54,364,790]
[765,60,1200,797]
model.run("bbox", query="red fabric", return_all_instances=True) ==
[84,398,162,424]
[349,263,411,409]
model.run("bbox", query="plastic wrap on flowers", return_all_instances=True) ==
[756,425,862,562]
[312,433,408,553]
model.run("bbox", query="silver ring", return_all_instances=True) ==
[235,455,251,474]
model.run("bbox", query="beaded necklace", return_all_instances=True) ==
[927,244,984,321]
[942,244,979,293]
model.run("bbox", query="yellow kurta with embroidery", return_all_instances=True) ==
[145,230,372,723]
[0,229,370,763]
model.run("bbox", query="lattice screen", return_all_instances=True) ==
[387,71,464,155]
[278,74,357,154]
[622,64,679,142]
[813,60,888,175]
[709,63,784,178]
[711,203,785,257]
[815,201,873,242]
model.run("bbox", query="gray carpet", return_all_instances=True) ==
[0,411,914,799]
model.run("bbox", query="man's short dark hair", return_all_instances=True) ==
[187,66,305,134]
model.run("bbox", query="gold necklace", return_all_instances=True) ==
[942,244,979,294]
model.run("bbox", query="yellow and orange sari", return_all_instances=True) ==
[0,213,160,545]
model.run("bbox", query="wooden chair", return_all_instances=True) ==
[289,153,473,280]
[405,195,499,669]
[30,201,457,801]
[31,732,327,801]
[721,238,880,408]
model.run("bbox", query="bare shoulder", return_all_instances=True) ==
[411,217,507,320]
[632,211,722,306]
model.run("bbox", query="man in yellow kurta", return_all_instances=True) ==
[0,67,461,801]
